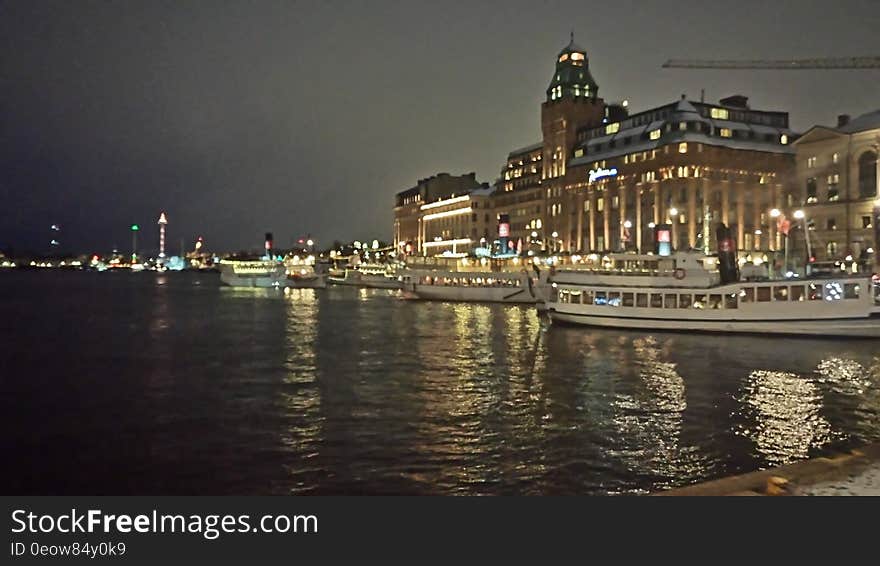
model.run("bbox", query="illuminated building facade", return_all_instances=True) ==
[789,111,879,263]
[568,95,795,255]
[392,37,799,258]
[394,172,492,255]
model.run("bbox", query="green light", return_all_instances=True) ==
[131,225,139,231]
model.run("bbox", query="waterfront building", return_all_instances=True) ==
[393,172,492,256]
[789,111,879,264]
[392,36,799,259]
[568,95,795,255]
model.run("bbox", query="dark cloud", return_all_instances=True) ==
[2,0,877,254]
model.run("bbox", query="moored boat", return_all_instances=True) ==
[219,259,287,288]
[546,251,880,337]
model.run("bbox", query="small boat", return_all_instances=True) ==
[219,259,287,288]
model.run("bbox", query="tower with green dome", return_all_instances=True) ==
[546,32,601,102]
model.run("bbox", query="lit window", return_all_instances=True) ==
[678,143,688,154]
[710,108,729,119]
[649,129,661,140]
[679,122,687,131]
[574,148,584,158]
[605,123,620,135]
[832,153,839,164]
[719,128,732,138]
[807,156,817,168]
[574,85,580,97]
[558,53,569,63]
[571,52,584,62]
[780,134,789,145]
[597,198,604,212]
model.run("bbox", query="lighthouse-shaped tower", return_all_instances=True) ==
[158,212,168,261]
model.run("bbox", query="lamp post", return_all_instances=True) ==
[669,207,679,250]
[623,219,632,251]
[551,231,559,254]
[770,208,786,276]
[794,209,812,275]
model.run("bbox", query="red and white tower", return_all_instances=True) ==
[158,212,168,259]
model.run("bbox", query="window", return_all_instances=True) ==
[570,292,582,304]
[622,293,634,307]
[582,291,594,305]
[827,173,839,201]
[596,198,604,212]
[740,287,755,304]
[678,143,688,154]
[724,293,738,309]
[790,286,805,302]
[594,291,607,305]
[605,123,620,135]
[806,178,818,203]
[608,292,621,307]
[780,134,789,145]
[719,128,732,138]
[757,287,771,302]
[826,241,838,256]
[649,129,661,140]
[664,294,677,309]
[807,156,817,168]
[574,148,584,158]
[650,294,663,308]
[679,122,687,131]
[709,294,723,309]
[863,216,873,229]
[679,294,692,309]
[844,283,860,300]
[859,151,878,197]
[710,108,729,119]
[827,218,837,231]
[773,286,789,301]
[636,293,648,308]
[808,283,822,301]
[832,153,839,164]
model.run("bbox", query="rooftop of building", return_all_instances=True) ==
[570,95,795,165]
[837,109,880,134]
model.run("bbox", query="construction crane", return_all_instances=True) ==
[662,57,880,70]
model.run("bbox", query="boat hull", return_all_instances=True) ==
[286,274,328,289]
[548,309,880,337]
[410,284,540,304]
[219,264,287,288]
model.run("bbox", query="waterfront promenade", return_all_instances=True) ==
[658,443,880,496]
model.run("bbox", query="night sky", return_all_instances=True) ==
[2,1,877,255]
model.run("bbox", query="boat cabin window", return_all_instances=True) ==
[740,288,755,303]
[664,294,677,309]
[570,291,582,304]
[679,294,692,309]
[823,282,844,301]
[757,287,771,302]
[622,293,634,307]
[725,293,738,309]
[595,291,607,305]
[608,292,621,307]
[808,283,822,301]
[693,294,707,309]
[774,286,789,301]
[844,283,860,300]
[636,293,648,308]
[790,286,805,302]
[650,294,663,308]
[583,291,594,305]
[709,294,723,309]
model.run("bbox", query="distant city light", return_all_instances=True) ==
[131,224,139,231]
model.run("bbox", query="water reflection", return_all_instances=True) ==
[12,270,880,494]
[737,370,832,467]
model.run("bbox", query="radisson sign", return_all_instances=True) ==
[588,167,618,183]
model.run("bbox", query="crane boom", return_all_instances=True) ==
[663,57,880,70]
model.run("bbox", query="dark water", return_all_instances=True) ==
[2,270,879,495]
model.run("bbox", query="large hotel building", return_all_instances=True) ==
[393,37,878,263]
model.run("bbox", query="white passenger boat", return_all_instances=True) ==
[219,259,287,288]
[546,251,880,337]
[328,263,401,289]
[401,256,550,304]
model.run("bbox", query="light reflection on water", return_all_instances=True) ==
[2,270,879,494]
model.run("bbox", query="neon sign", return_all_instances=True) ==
[588,167,618,183]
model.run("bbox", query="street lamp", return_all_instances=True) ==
[793,209,814,274]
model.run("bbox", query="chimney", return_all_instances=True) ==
[719,95,749,109]
[837,114,851,128]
